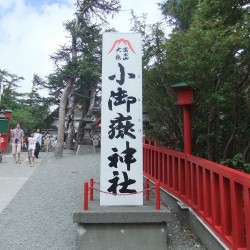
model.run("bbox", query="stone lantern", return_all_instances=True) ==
[82,116,94,145]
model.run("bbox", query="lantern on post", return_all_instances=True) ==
[5,109,12,133]
[5,109,12,119]
[171,82,194,154]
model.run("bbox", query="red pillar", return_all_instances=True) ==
[83,182,89,210]
[89,178,94,201]
[183,106,192,154]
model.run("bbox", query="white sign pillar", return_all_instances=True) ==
[101,33,143,206]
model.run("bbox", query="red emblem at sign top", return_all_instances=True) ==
[108,38,136,54]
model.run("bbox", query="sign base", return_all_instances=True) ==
[73,200,172,250]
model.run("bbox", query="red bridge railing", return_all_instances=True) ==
[143,139,250,250]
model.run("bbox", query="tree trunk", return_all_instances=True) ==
[222,102,238,161]
[54,78,74,158]
[65,88,75,149]
[86,85,96,117]
[243,138,250,161]
[207,108,216,161]
[222,117,237,161]
[222,127,236,161]
[54,32,77,158]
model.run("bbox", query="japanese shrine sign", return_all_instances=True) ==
[101,33,143,206]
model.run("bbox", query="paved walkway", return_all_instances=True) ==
[0,150,205,250]
[0,153,41,213]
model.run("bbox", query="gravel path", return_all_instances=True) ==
[0,151,205,250]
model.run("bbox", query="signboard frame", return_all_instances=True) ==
[100,33,143,206]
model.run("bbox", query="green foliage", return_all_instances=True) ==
[45,20,104,111]
[221,154,250,174]
[1,0,249,165]
[0,71,50,134]
[159,0,199,31]
[10,107,36,132]
[138,0,250,163]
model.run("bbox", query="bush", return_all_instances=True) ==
[221,153,250,174]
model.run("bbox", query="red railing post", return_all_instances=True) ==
[89,178,94,201]
[155,181,160,210]
[83,182,89,211]
[146,178,150,201]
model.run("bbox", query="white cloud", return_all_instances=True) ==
[0,0,74,94]
[0,0,168,95]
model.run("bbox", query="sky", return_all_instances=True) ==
[0,0,169,95]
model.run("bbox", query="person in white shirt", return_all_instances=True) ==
[28,132,35,167]
[34,128,42,158]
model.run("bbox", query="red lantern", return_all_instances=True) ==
[5,109,12,119]
[171,82,194,106]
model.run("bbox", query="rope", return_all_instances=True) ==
[90,186,154,196]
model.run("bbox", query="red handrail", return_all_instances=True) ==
[143,139,250,250]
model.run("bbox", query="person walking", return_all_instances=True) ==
[34,128,42,158]
[27,132,35,167]
[11,122,24,164]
